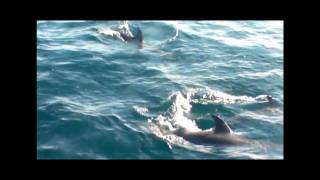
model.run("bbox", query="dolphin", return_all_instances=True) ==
[174,114,253,145]
[119,27,143,49]
[98,26,143,49]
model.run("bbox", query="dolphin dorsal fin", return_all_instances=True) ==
[119,27,143,49]
[135,27,143,48]
[211,114,233,134]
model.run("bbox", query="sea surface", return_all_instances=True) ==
[37,20,283,159]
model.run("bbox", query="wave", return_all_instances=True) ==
[238,69,283,79]
[40,96,113,117]
[159,21,283,50]
[146,86,282,157]
[148,87,273,135]
[38,20,283,159]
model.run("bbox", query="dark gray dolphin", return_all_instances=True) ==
[266,95,280,106]
[174,114,253,145]
[120,27,143,49]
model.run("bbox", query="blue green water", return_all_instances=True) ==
[37,21,283,159]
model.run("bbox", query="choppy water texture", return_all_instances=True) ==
[37,21,283,159]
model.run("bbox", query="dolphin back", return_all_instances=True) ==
[135,27,143,48]
[119,26,143,48]
[211,114,233,134]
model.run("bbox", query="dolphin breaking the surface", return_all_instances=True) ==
[174,115,253,145]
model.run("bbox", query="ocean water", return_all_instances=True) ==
[37,20,283,159]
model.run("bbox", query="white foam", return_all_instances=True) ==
[148,87,283,158]
[38,145,58,150]
[165,22,180,43]
[239,111,283,124]
[149,87,272,140]
[53,62,74,66]
[168,92,200,132]
[133,106,149,116]
[97,27,125,42]
[117,21,133,37]
[239,69,283,78]
[189,87,257,105]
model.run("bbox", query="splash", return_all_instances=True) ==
[133,106,149,117]
[97,21,134,42]
[189,87,271,105]
[148,87,276,149]
[149,91,200,133]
